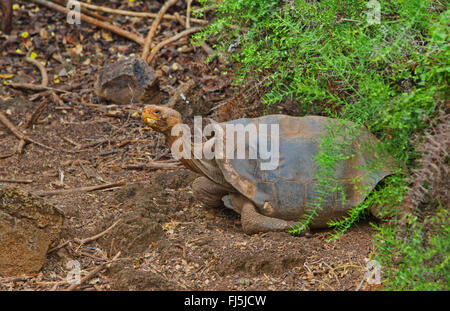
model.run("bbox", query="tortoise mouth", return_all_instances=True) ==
[142,108,159,126]
[144,116,157,125]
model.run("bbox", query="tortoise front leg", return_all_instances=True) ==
[226,194,298,235]
[192,176,231,208]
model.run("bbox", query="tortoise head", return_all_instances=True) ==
[142,105,182,133]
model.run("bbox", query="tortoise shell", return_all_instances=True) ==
[214,115,391,228]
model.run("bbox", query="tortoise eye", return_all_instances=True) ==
[154,110,161,114]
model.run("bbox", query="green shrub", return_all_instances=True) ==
[196,0,449,290]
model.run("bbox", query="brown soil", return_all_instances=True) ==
[0,0,381,291]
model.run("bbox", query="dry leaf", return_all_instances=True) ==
[40,28,48,39]
[68,44,83,57]
[101,30,113,41]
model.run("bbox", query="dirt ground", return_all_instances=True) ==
[0,1,382,291]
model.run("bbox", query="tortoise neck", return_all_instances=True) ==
[163,126,202,174]
[163,127,181,147]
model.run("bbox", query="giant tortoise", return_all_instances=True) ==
[142,105,392,235]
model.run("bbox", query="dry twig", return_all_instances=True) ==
[77,1,207,25]
[25,55,49,87]
[0,275,34,283]
[61,136,81,148]
[6,82,70,93]
[50,91,71,109]
[123,161,182,170]
[48,220,120,254]
[186,0,192,29]
[29,83,80,101]
[0,111,61,153]
[0,178,33,184]
[6,46,51,95]
[32,181,126,196]
[142,0,178,61]
[74,219,121,246]
[336,18,360,24]
[22,101,47,130]
[173,12,186,27]
[31,0,144,45]
[47,240,71,254]
[0,152,15,159]
[52,0,113,23]
[147,26,204,63]
[16,138,26,154]
[1,110,102,154]
[66,251,121,291]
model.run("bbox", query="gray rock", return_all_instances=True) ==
[94,56,160,105]
[0,186,64,276]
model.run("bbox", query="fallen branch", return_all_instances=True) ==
[200,41,224,62]
[147,26,204,63]
[61,136,81,148]
[1,111,97,154]
[77,1,207,25]
[0,275,34,283]
[173,12,186,27]
[336,18,360,24]
[200,5,220,13]
[99,149,121,157]
[52,0,113,23]
[0,178,33,184]
[0,152,15,159]
[355,275,365,291]
[74,219,121,246]
[67,251,121,291]
[31,0,144,45]
[22,101,47,129]
[47,240,71,254]
[25,55,49,87]
[29,83,81,101]
[6,82,70,93]
[200,42,214,56]
[16,138,26,154]
[123,161,182,170]
[79,138,109,149]
[32,181,126,196]
[48,219,121,254]
[0,111,28,145]
[186,0,192,29]
[142,0,178,61]
[0,111,61,153]
[51,91,73,111]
